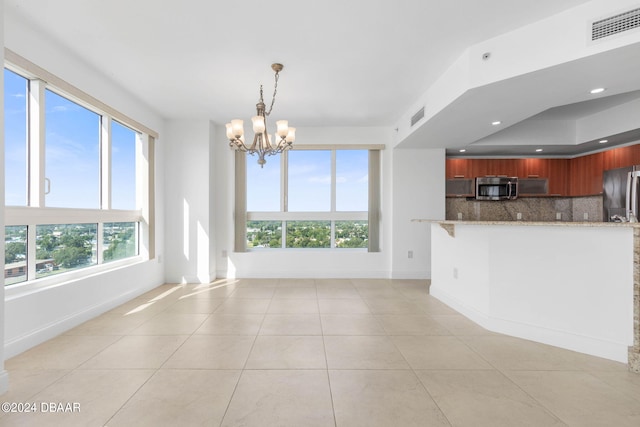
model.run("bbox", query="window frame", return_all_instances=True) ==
[239,144,383,252]
[3,50,157,293]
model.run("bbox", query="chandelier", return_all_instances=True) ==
[225,63,296,167]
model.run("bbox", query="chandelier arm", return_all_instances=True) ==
[230,139,247,152]
[249,132,260,153]
[275,137,288,151]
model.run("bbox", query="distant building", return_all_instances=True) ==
[5,259,56,279]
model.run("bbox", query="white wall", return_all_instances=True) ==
[3,11,166,359]
[431,222,634,362]
[0,1,9,393]
[391,149,445,278]
[163,120,216,283]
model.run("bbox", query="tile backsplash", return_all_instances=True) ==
[446,195,603,222]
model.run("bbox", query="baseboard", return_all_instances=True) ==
[217,269,392,279]
[431,284,630,363]
[0,370,9,395]
[4,282,161,359]
[390,270,430,280]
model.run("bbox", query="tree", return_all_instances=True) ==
[54,246,91,268]
[104,235,135,261]
[38,234,58,256]
[5,242,26,264]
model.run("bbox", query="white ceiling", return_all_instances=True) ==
[5,0,639,156]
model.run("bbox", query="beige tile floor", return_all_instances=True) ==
[1,278,640,426]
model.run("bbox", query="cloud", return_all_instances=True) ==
[51,105,71,113]
[308,175,332,184]
[288,163,318,176]
[357,174,369,183]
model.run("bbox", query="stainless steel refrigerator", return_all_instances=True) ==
[603,165,640,221]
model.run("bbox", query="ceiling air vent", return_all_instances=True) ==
[410,107,424,127]
[592,7,640,41]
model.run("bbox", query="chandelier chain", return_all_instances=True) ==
[265,71,279,116]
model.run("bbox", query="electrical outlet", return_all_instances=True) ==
[408,250,413,259]
[556,212,562,220]
[222,250,228,258]
[457,212,463,220]
[583,212,589,220]
[517,212,522,220]
[453,267,458,279]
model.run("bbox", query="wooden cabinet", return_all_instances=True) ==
[568,154,603,196]
[568,146,640,196]
[446,158,472,178]
[446,144,640,197]
[601,144,640,170]
[445,158,569,195]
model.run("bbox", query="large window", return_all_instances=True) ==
[242,146,381,251]
[3,55,156,288]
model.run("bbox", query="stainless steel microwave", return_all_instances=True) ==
[475,177,518,200]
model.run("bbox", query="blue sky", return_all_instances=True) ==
[4,69,27,206]
[4,68,137,209]
[247,149,368,212]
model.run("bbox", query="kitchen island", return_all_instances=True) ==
[414,219,640,372]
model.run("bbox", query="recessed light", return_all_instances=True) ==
[459,149,466,153]
[599,139,608,144]
[590,88,606,94]
[535,148,543,152]
[491,121,501,126]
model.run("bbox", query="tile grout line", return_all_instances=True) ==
[319,279,339,427]
[217,289,272,427]
[384,311,455,427]
[105,283,236,425]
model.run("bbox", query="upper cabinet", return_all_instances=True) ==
[446,158,569,195]
[447,144,640,197]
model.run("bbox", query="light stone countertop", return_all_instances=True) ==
[412,219,640,227]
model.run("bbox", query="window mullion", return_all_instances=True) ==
[97,222,105,264]
[281,153,287,248]
[26,225,37,280]
[331,149,336,212]
[331,150,336,247]
[28,78,46,208]
[282,151,288,212]
[281,220,286,248]
[100,116,112,210]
